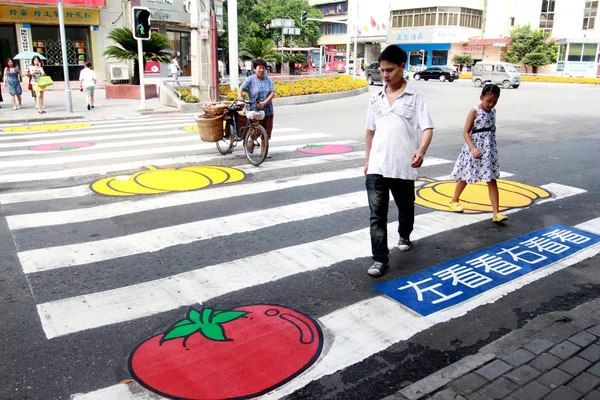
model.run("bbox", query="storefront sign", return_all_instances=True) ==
[557,61,565,72]
[390,27,469,44]
[0,5,100,25]
[144,61,161,74]
[463,45,483,57]
[141,0,188,23]
[19,28,32,68]
[1,0,104,7]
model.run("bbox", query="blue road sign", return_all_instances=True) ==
[374,224,600,316]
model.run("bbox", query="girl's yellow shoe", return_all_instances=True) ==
[492,213,508,223]
[449,202,464,213]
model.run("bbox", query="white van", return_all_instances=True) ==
[472,62,521,89]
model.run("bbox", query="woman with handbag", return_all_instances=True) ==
[3,58,23,109]
[28,55,47,113]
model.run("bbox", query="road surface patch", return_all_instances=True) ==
[375,225,600,316]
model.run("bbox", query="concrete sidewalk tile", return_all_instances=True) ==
[505,365,542,384]
[476,360,513,381]
[529,353,563,372]
[544,386,584,400]
[569,331,598,348]
[430,389,457,400]
[480,377,518,399]
[537,368,573,389]
[502,348,536,367]
[524,339,555,355]
[580,344,600,363]
[550,341,582,360]
[453,372,489,394]
[567,371,600,394]
[587,325,600,337]
[588,361,600,377]
[558,356,593,376]
[584,390,600,399]
[511,381,550,400]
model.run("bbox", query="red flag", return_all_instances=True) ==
[370,16,376,27]
[382,23,387,30]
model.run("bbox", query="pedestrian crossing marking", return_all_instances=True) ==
[2,122,92,133]
[415,178,552,213]
[90,166,245,196]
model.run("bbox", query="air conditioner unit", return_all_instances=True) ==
[110,64,130,81]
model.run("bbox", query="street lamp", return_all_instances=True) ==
[57,0,73,113]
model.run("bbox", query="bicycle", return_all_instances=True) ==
[216,100,270,166]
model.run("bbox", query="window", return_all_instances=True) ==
[540,0,555,33]
[510,17,515,26]
[583,1,598,30]
[568,43,583,61]
[317,3,347,16]
[484,64,494,72]
[496,65,505,72]
[582,43,597,61]
[390,7,477,28]
[320,23,347,35]
[558,44,567,61]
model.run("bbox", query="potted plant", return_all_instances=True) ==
[103,28,172,99]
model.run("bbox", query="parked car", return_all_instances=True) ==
[413,67,459,82]
[471,61,521,89]
[365,61,409,85]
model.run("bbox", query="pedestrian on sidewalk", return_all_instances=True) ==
[237,59,275,156]
[3,58,23,109]
[364,45,435,278]
[79,62,97,110]
[28,55,46,114]
[169,56,182,85]
[448,83,507,223]
[245,60,252,77]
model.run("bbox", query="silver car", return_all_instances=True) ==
[365,61,409,85]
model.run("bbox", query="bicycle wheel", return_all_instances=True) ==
[243,124,269,166]
[216,121,234,155]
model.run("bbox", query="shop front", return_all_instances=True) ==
[0,3,101,81]
[556,38,600,78]
[140,0,192,77]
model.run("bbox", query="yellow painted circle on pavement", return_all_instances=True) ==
[2,123,92,133]
[136,169,212,191]
[182,125,199,132]
[91,166,245,196]
[415,179,551,213]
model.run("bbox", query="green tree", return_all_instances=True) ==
[501,24,557,73]
[451,54,473,71]
[521,53,552,73]
[221,0,322,51]
[276,52,307,74]
[239,37,279,61]
[103,28,172,85]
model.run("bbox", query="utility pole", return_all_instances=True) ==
[352,0,358,80]
[57,0,73,113]
[227,0,239,90]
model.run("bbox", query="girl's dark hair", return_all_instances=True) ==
[32,55,42,64]
[482,83,501,97]
[6,58,14,65]
[378,45,408,66]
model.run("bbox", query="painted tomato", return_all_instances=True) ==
[298,144,354,155]
[129,304,323,400]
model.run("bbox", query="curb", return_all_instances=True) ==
[383,297,600,400]
[272,86,369,106]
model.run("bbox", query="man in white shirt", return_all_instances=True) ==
[364,45,435,277]
[78,62,97,111]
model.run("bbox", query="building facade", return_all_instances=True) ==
[386,0,599,76]
[0,0,104,81]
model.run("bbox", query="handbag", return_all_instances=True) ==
[37,76,54,87]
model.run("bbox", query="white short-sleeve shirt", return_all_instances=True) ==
[78,68,97,88]
[365,84,434,180]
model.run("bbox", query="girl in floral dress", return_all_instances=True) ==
[448,84,507,223]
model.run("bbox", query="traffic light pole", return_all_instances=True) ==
[57,0,73,113]
[137,39,146,109]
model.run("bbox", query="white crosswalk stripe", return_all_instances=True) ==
[0,115,592,400]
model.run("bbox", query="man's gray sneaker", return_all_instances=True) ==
[398,237,412,251]
[368,261,389,277]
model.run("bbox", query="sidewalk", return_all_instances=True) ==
[385,299,600,400]
[0,83,183,124]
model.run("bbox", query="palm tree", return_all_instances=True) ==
[276,53,307,75]
[239,38,278,62]
[103,28,172,85]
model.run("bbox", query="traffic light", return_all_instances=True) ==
[301,10,307,26]
[132,7,151,40]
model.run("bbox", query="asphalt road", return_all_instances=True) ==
[0,79,598,400]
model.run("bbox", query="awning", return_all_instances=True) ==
[310,0,345,5]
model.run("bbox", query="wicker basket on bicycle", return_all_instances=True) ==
[195,114,224,142]
[201,102,229,117]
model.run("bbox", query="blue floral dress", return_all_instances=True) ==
[450,106,500,183]
[6,67,22,96]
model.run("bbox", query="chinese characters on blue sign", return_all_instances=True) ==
[396,32,424,42]
[374,225,600,316]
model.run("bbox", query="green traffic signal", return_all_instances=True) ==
[132,7,151,40]
[301,10,307,26]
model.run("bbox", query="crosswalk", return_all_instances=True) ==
[1,115,598,400]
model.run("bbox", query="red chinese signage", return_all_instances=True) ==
[463,46,484,53]
[2,0,104,7]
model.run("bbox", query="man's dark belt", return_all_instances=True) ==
[471,125,496,133]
